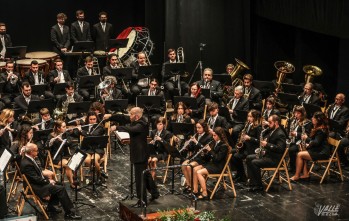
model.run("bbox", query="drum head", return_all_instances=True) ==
[117,29,137,59]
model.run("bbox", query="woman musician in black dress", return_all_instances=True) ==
[193,127,230,199]
[291,111,330,181]
[46,120,76,188]
[184,83,206,121]
[231,109,262,182]
[181,119,212,193]
[168,101,193,132]
[75,111,106,181]
[148,117,172,179]
[0,109,18,153]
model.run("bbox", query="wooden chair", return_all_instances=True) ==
[17,174,49,220]
[104,121,112,159]
[309,137,343,184]
[162,136,175,184]
[261,148,292,192]
[206,153,236,199]
[45,152,60,182]
[202,104,208,120]
[7,162,22,203]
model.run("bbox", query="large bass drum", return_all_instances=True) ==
[111,27,154,67]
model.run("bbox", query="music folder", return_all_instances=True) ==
[138,65,161,79]
[31,84,47,95]
[136,95,161,110]
[5,46,27,59]
[27,99,54,114]
[200,88,211,99]
[78,75,101,88]
[173,96,198,110]
[303,103,322,119]
[72,41,94,52]
[110,67,133,80]
[67,101,91,114]
[53,83,68,95]
[33,129,53,141]
[67,149,87,172]
[171,122,195,137]
[253,80,275,98]
[105,99,128,112]
[163,62,186,76]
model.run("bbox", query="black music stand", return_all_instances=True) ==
[27,99,54,114]
[105,99,128,113]
[137,95,161,127]
[5,46,27,60]
[72,41,94,53]
[0,82,5,94]
[33,129,52,142]
[30,84,47,96]
[213,74,232,86]
[81,136,109,196]
[278,92,300,110]
[173,96,198,110]
[328,119,342,137]
[78,75,101,88]
[253,80,275,99]
[219,106,231,123]
[171,123,195,141]
[67,102,91,115]
[164,63,186,96]
[110,67,133,80]
[303,103,322,119]
[200,88,210,99]
[0,147,14,218]
[281,83,303,95]
[138,65,161,81]
[53,83,68,95]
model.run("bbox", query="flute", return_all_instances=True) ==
[179,133,197,153]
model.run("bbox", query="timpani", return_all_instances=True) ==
[25,51,58,72]
[16,59,47,78]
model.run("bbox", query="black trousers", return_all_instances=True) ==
[47,184,74,214]
[133,162,158,203]
[288,143,299,170]
[246,154,277,186]
[338,138,349,165]
[232,151,247,178]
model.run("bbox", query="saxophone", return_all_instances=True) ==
[236,122,249,152]
[255,128,268,159]
[299,122,307,151]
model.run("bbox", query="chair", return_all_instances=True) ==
[45,152,60,182]
[17,174,49,220]
[162,136,175,183]
[206,153,236,199]
[7,162,22,203]
[261,148,292,192]
[309,137,343,184]
[104,121,112,159]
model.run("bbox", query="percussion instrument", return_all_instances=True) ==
[25,51,58,72]
[16,59,47,78]
[112,27,154,67]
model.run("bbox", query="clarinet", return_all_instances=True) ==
[179,133,197,153]
[188,140,214,162]
[255,128,268,159]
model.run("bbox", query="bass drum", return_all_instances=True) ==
[111,27,154,67]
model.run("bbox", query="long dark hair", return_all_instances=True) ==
[310,111,328,137]
[17,124,32,148]
[196,119,209,134]
[213,127,231,155]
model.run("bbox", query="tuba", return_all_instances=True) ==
[274,61,295,92]
[230,58,250,87]
[303,65,322,84]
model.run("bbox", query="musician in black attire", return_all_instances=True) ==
[193,127,230,200]
[231,110,262,182]
[106,107,159,206]
[48,59,72,100]
[206,102,230,132]
[161,48,188,100]
[76,56,97,101]
[0,109,18,154]
[326,93,349,138]
[92,11,114,51]
[291,112,330,181]
[181,119,212,193]
[0,23,12,60]
[141,78,166,127]
[148,117,172,179]
[0,61,21,107]
[298,83,321,106]
[51,13,70,55]
[227,85,249,145]
[14,82,40,112]
[261,97,281,127]
[20,143,82,219]
[76,111,106,182]
[243,74,262,111]
[287,106,312,172]
[129,52,148,98]
[246,114,286,191]
[167,101,194,133]
[195,68,223,104]
[185,82,206,121]
[70,10,92,44]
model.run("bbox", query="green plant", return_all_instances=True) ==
[157,208,222,221]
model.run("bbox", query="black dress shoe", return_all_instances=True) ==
[149,193,159,201]
[131,200,147,208]
[47,205,62,214]
[64,212,82,220]
[233,175,247,183]
[249,186,264,192]
[100,171,109,179]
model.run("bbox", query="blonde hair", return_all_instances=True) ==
[0,109,14,125]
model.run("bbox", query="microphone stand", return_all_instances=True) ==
[189,43,205,84]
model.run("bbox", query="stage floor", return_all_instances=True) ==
[5,143,349,220]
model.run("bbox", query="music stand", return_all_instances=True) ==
[213,74,232,86]
[72,41,94,53]
[108,39,129,53]
[278,92,300,110]
[81,136,109,196]
[27,99,54,114]
[281,83,303,95]
[173,96,198,110]
[253,80,275,99]
[53,83,68,95]
[30,84,46,95]
[303,103,322,119]
[136,95,161,110]
[110,67,133,80]
[0,147,14,216]
[164,63,186,96]
[5,46,27,60]
[200,88,210,99]
[78,75,101,88]
[67,102,91,115]
[171,123,195,138]
[138,65,161,80]
[14,108,26,121]
[105,99,128,112]
[219,106,231,122]
[33,129,52,142]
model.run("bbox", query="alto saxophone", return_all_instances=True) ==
[236,122,249,152]
[255,128,268,159]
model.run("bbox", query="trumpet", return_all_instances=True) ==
[8,72,18,85]
[188,140,214,162]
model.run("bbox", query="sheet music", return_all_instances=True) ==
[115,131,130,140]
[68,152,84,171]
[0,148,12,172]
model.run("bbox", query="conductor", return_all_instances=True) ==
[105,107,159,207]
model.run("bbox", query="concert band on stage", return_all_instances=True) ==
[1,9,349,219]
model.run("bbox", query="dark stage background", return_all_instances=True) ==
[1,0,349,102]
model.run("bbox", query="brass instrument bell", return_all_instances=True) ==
[303,65,322,84]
